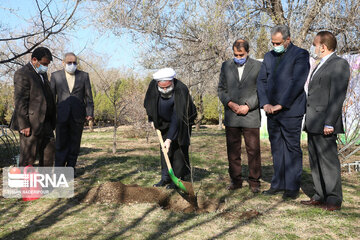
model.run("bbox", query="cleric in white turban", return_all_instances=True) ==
[144,67,197,189]
[153,68,176,81]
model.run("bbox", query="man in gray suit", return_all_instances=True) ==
[301,31,350,211]
[10,47,56,167]
[218,39,262,193]
[50,53,94,175]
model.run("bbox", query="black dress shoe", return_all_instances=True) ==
[282,190,299,200]
[166,182,176,189]
[153,179,170,187]
[262,188,284,195]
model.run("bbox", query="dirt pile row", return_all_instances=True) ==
[82,181,223,213]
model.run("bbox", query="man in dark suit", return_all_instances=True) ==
[257,25,310,199]
[301,31,350,211]
[50,52,94,174]
[10,47,56,167]
[218,39,262,193]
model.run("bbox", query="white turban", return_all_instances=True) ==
[153,68,176,81]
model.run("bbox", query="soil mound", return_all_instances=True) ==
[82,181,223,213]
[83,182,168,205]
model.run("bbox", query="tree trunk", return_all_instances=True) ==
[89,119,94,132]
[113,106,117,154]
[195,93,204,131]
[267,0,286,25]
[217,98,223,130]
[294,0,329,47]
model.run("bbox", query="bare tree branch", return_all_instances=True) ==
[0,0,80,65]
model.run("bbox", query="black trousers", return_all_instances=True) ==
[54,114,84,168]
[19,121,55,167]
[308,133,342,206]
[159,131,190,181]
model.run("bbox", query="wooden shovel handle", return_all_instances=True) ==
[156,129,172,171]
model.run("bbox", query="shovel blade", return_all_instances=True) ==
[168,168,188,193]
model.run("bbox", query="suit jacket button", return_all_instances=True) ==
[307,104,310,107]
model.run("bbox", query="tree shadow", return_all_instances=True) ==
[0,199,27,227]
[259,163,315,197]
[75,154,163,188]
[2,133,354,239]
[192,131,225,138]
[1,187,91,239]
[78,147,102,156]
[0,150,152,239]
[108,169,139,182]
[0,156,138,240]
[141,190,283,240]
[342,180,360,191]
[191,167,211,182]
[300,169,315,197]
[86,190,178,240]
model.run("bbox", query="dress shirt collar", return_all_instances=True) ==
[320,52,335,65]
[30,61,39,74]
[30,61,44,82]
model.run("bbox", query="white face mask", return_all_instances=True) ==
[65,63,77,74]
[309,45,320,60]
[158,84,174,95]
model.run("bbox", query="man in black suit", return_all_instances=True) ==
[301,31,350,211]
[10,47,56,166]
[257,25,310,199]
[50,52,94,174]
[144,68,197,189]
[218,39,262,193]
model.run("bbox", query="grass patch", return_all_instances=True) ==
[0,126,359,239]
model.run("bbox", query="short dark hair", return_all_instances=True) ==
[31,47,53,61]
[271,25,290,40]
[316,31,337,51]
[233,39,250,52]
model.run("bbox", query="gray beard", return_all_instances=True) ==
[160,91,173,99]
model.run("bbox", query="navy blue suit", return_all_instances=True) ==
[257,43,310,191]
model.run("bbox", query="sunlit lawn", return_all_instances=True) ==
[0,126,359,240]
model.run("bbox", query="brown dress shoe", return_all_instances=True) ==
[227,183,242,190]
[300,199,323,206]
[250,186,260,193]
[320,204,341,211]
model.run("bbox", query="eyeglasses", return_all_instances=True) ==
[66,62,77,65]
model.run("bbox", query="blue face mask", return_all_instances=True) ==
[273,45,285,54]
[36,64,48,74]
[234,57,247,65]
